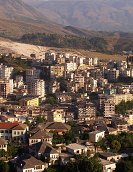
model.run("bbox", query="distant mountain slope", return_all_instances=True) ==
[0,0,47,22]
[0,0,75,38]
[23,0,133,32]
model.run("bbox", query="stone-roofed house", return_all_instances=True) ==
[100,152,122,162]
[15,154,46,172]
[0,122,19,140]
[29,130,53,145]
[89,130,105,143]
[111,117,128,133]
[0,122,29,143]
[11,123,29,143]
[47,108,66,123]
[66,143,88,155]
[0,138,7,151]
[29,142,59,165]
[44,122,71,135]
[101,158,116,172]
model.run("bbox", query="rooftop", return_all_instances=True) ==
[66,143,86,150]
[100,152,119,158]
[16,155,45,169]
[30,130,53,139]
[12,123,28,130]
[0,122,18,129]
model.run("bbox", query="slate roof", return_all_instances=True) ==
[30,130,53,139]
[30,142,58,155]
[46,122,71,131]
[66,143,86,150]
[12,123,28,130]
[100,152,118,158]
[16,154,45,169]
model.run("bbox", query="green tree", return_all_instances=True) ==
[110,140,121,153]
[36,116,45,124]
[0,149,6,158]
[7,143,20,157]
[64,155,102,172]
[82,132,90,140]
[64,130,76,145]
[44,167,57,172]
[116,156,133,172]
[115,100,133,114]
[0,160,9,172]
[47,94,57,106]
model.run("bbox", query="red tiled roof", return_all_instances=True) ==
[0,122,19,129]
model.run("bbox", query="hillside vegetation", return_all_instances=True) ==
[19,32,133,53]
[20,33,107,52]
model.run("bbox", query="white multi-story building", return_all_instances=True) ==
[28,79,45,97]
[76,57,84,66]
[84,57,98,66]
[0,64,13,79]
[0,122,29,142]
[112,93,133,105]
[121,68,133,77]
[65,62,77,72]
[14,75,24,88]
[89,131,105,142]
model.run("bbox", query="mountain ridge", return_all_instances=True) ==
[23,0,133,32]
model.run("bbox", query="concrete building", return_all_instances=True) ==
[113,94,133,105]
[89,130,105,142]
[14,75,24,88]
[26,68,41,83]
[45,52,56,62]
[66,143,88,155]
[0,79,13,98]
[12,123,29,142]
[0,64,13,79]
[101,159,116,172]
[100,152,122,162]
[107,69,120,82]
[104,98,115,117]
[19,97,39,107]
[65,62,77,72]
[0,138,8,152]
[48,108,66,123]
[0,122,29,142]
[15,155,46,172]
[50,65,65,78]
[28,79,45,97]
[77,101,96,122]
[29,130,53,145]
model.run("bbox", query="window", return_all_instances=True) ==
[25,170,32,172]
[35,165,42,170]
[76,150,79,154]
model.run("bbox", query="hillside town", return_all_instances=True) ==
[0,51,133,172]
